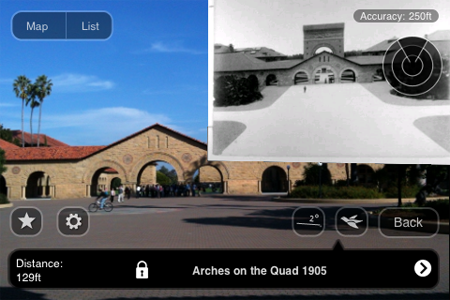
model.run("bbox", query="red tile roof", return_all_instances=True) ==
[0,139,19,150]
[4,123,206,162]
[5,146,105,161]
[11,130,69,147]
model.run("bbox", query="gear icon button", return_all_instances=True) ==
[66,213,82,230]
[58,207,89,236]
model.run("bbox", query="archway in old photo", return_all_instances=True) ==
[313,66,336,84]
[261,166,287,193]
[315,46,333,55]
[265,74,278,86]
[341,69,356,83]
[248,74,260,91]
[294,71,309,84]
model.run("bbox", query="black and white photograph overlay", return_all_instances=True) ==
[208,0,450,164]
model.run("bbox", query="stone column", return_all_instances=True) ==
[223,181,228,194]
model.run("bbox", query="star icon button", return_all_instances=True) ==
[19,212,36,229]
[10,207,43,237]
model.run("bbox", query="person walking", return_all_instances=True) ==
[136,185,141,198]
[118,185,124,203]
[110,188,116,203]
[125,186,131,200]
[304,86,307,93]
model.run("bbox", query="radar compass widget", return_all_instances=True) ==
[383,36,443,96]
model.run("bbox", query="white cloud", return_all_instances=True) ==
[0,78,13,85]
[52,73,114,93]
[0,102,18,107]
[143,84,207,95]
[42,107,176,145]
[139,41,204,55]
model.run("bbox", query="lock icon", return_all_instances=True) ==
[136,261,148,279]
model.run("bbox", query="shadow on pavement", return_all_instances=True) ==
[0,287,448,300]
[184,206,392,231]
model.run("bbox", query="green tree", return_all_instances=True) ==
[214,75,263,107]
[302,163,332,185]
[111,178,122,190]
[35,75,53,147]
[0,124,20,146]
[0,149,6,175]
[13,75,31,147]
[156,171,171,186]
[158,165,178,184]
[26,84,40,146]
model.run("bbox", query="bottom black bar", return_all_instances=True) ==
[9,243,439,289]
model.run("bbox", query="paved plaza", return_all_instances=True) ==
[1,195,448,299]
[212,83,450,164]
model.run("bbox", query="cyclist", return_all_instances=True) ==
[96,188,109,210]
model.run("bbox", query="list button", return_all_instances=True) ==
[67,12,112,39]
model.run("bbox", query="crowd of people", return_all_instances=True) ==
[98,183,222,205]
[135,183,203,198]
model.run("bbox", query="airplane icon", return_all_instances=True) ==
[340,215,363,229]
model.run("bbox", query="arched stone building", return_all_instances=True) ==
[1,124,382,200]
[214,22,383,87]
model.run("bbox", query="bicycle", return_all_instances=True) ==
[88,199,113,212]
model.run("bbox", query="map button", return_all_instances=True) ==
[12,12,65,40]
[335,207,368,237]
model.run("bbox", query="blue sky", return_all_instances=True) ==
[0,0,207,146]
[215,0,450,55]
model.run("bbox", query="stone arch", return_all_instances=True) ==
[373,68,385,81]
[25,171,48,198]
[194,164,225,194]
[340,68,358,83]
[261,165,288,193]
[21,167,56,186]
[247,74,260,91]
[83,160,128,184]
[265,74,278,86]
[0,175,7,196]
[311,43,337,56]
[312,65,337,84]
[131,152,185,183]
[293,69,309,84]
[201,161,230,181]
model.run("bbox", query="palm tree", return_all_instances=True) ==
[35,75,52,147]
[13,75,31,147]
[26,83,39,146]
